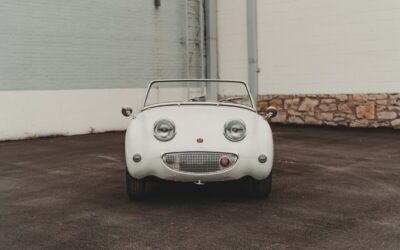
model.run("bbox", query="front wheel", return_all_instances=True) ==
[126,168,146,201]
[247,172,272,197]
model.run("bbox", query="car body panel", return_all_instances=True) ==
[125,104,273,182]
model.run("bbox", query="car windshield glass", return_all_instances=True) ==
[144,80,253,108]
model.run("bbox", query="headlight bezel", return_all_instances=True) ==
[153,119,176,141]
[224,119,246,142]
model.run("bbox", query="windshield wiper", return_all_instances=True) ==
[219,96,244,103]
[187,95,206,102]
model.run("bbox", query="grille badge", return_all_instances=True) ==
[196,138,204,143]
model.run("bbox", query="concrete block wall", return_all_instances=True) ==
[186,0,205,78]
[0,0,203,140]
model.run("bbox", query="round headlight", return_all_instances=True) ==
[224,119,246,142]
[154,119,176,141]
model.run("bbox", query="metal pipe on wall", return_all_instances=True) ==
[204,0,218,79]
[246,0,259,107]
[199,0,205,78]
[204,0,218,100]
[185,0,190,79]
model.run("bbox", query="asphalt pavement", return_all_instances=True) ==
[0,125,399,249]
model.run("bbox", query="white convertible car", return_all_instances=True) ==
[122,80,277,200]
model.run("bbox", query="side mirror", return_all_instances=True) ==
[265,106,278,119]
[121,107,133,117]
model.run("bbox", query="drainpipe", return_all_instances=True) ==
[246,0,259,107]
[185,0,190,78]
[199,0,205,78]
[204,0,218,100]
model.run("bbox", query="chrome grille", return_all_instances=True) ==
[162,152,238,173]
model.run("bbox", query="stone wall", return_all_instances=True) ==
[258,93,400,129]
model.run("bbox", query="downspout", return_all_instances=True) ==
[199,0,205,78]
[185,0,190,79]
[246,0,259,107]
[204,0,218,100]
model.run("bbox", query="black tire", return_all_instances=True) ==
[126,168,145,201]
[248,172,272,197]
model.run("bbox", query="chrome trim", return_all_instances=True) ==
[142,79,255,110]
[161,151,238,173]
[141,102,256,112]
[224,119,247,142]
[153,119,176,142]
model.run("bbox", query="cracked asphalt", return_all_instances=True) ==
[0,125,399,249]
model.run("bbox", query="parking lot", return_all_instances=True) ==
[0,125,399,249]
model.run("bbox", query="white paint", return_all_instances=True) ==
[0,80,255,141]
[216,0,400,94]
[0,0,203,91]
[0,88,146,140]
[258,0,400,94]
[125,104,273,182]
[0,0,203,140]
[217,0,248,82]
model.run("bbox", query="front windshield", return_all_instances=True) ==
[144,80,253,108]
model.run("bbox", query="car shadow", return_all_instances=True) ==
[141,180,260,203]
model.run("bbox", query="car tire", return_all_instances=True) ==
[248,172,272,197]
[126,168,145,201]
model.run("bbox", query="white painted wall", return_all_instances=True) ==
[0,0,200,91]
[216,0,400,94]
[258,0,400,94]
[216,0,248,82]
[0,0,203,140]
[0,89,145,140]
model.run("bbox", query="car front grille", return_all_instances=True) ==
[162,151,238,173]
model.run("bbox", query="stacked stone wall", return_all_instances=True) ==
[258,94,400,128]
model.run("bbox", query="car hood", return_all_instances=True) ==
[127,105,270,152]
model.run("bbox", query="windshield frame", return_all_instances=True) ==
[142,79,255,111]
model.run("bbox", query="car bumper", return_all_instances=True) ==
[126,151,273,182]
